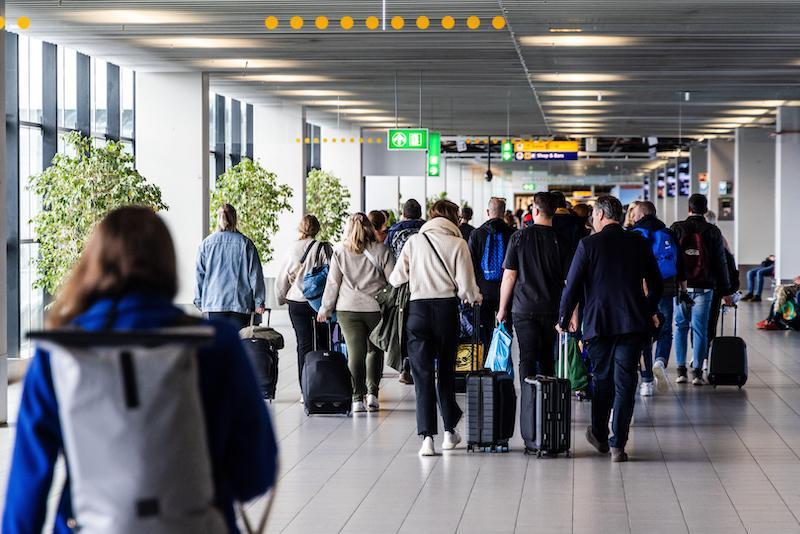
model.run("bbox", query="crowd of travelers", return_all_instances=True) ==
[6,182,784,529]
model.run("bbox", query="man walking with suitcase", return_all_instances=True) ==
[557,196,663,462]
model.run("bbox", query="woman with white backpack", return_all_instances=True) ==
[317,213,395,413]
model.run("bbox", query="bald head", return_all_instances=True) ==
[633,201,656,223]
[487,197,506,219]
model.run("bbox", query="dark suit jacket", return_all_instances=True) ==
[558,224,663,340]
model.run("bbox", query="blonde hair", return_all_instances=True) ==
[344,212,376,254]
[298,214,321,239]
[217,204,237,232]
[624,201,640,229]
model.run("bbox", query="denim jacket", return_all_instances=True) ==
[194,230,265,313]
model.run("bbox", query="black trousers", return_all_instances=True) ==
[513,313,557,383]
[406,298,462,436]
[287,300,329,383]
[585,333,644,450]
[207,311,250,331]
[707,293,723,350]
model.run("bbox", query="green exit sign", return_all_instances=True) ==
[501,141,513,161]
[522,183,537,192]
[427,131,441,176]
[388,128,428,151]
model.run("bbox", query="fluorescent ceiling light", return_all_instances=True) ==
[64,9,207,25]
[274,89,354,97]
[544,100,612,107]
[327,108,385,114]
[196,59,298,69]
[731,100,786,107]
[546,109,606,115]
[245,74,332,83]
[704,123,741,129]
[549,28,583,33]
[143,37,262,49]
[521,35,640,47]
[354,116,400,122]
[540,90,620,97]
[550,123,604,128]
[721,108,770,116]
[302,100,375,107]
[532,73,628,83]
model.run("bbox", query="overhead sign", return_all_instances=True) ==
[513,139,579,161]
[427,131,441,177]
[501,141,514,161]
[388,128,428,151]
[522,183,537,192]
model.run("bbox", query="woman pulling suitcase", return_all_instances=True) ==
[389,200,482,456]
[317,213,396,413]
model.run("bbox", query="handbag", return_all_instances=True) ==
[484,323,513,377]
[302,241,333,312]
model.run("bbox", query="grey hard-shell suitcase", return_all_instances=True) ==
[466,370,516,452]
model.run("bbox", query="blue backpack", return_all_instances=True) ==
[634,227,678,279]
[481,231,505,282]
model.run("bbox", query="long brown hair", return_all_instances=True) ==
[47,206,177,327]
[344,212,376,254]
[428,199,460,226]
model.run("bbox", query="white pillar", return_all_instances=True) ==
[136,72,209,307]
[0,0,9,424]
[707,138,735,249]
[775,107,800,281]
[688,144,708,218]
[734,127,775,264]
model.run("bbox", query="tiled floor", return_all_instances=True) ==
[1,302,800,533]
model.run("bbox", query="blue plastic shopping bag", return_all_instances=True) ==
[484,323,513,377]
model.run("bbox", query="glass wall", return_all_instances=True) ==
[7,33,137,357]
[208,93,254,182]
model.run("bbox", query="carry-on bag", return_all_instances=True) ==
[302,320,352,416]
[520,333,572,457]
[465,370,516,452]
[239,310,283,401]
[28,327,230,534]
[707,304,748,388]
[455,304,484,393]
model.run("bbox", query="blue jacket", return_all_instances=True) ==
[195,230,265,314]
[384,219,425,247]
[3,293,278,534]
[558,224,664,340]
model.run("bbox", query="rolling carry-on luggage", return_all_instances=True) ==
[520,333,572,457]
[455,304,484,394]
[239,310,283,401]
[466,370,516,452]
[302,320,352,416]
[707,304,748,388]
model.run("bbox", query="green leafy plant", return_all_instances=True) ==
[426,191,448,213]
[306,169,351,242]
[29,131,167,295]
[210,157,293,263]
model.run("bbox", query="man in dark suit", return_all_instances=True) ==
[557,195,663,462]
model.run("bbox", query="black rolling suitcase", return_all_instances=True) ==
[239,310,284,401]
[466,370,516,452]
[302,321,352,416]
[707,304,748,388]
[455,305,484,394]
[520,333,572,457]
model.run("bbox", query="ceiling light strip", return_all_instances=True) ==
[496,0,551,136]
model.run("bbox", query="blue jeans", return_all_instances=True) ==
[747,266,773,297]
[640,295,674,382]
[673,289,714,370]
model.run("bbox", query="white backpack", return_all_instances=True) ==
[33,327,228,534]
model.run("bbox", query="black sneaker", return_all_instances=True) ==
[398,370,414,384]
[586,426,610,454]
[740,293,754,301]
[692,368,705,386]
[676,366,688,384]
[752,296,762,303]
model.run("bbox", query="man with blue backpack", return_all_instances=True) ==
[468,197,516,348]
[630,201,682,395]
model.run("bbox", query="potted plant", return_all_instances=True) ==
[29,131,168,295]
[210,157,293,263]
[306,169,351,242]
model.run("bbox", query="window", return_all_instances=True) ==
[57,46,78,130]
[18,36,43,124]
[121,68,135,140]
[91,57,108,136]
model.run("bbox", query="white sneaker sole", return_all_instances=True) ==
[653,365,669,393]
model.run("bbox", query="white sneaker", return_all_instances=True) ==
[442,430,462,450]
[300,395,304,404]
[352,400,367,413]
[653,360,669,393]
[366,394,379,412]
[639,382,654,397]
[419,436,436,456]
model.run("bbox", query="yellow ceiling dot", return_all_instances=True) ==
[264,16,278,30]
[350,138,355,143]
[492,15,506,30]
[365,16,380,30]
[313,137,319,144]
[466,138,472,144]
[331,137,337,143]
[416,16,430,30]
[295,138,301,143]
[289,16,304,30]
[17,16,30,30]
[323,137,328,143]
[391,16,405,30]
[467,16,481,30]
[441,15,455,30]
[0,16,5,30]
[367,138,374,143]
[359,138,364,143]
[340,16,354,30]
[315,16,329,30]
[304,137,311,144]
[341,137,346,143]
[376,137,382,143]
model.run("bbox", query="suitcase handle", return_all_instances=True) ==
[720,304,737,337]
[557,332,569,380]
[250,309,272,328]
[311,318,333,352]
[238,487,275,534]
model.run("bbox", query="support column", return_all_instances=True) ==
[665,159,678,226]
[775,107,800,281]
[688,144,708,217]
[136,72,209,307]
[707,138,735,249]
[734,127,775,264]
[0,0,9,424]
[656,163,667,220]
